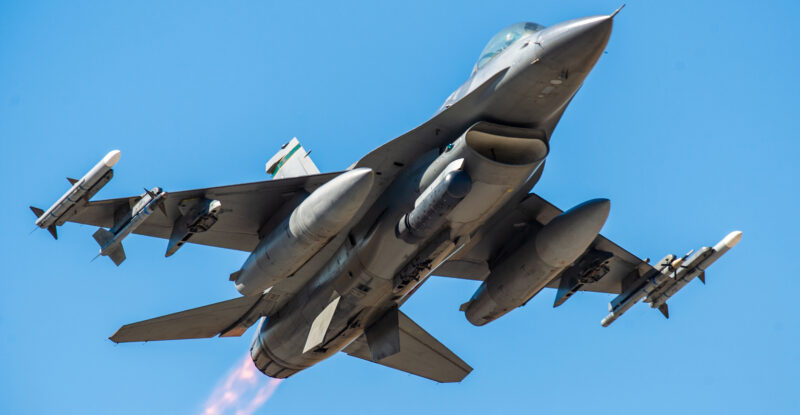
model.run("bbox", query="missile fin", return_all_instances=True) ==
[29,206,45,218]
[47,225,58,240]
[698,272,706,285]
[108,245,126,266]
[67,177,78,185]
[30,206,56,238]
[658,303,669,319]
[92,228,114,247]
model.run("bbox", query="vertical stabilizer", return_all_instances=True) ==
[266,137,320,179]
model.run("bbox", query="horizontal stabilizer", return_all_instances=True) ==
[110,294,273,343]
[343,310,472,383]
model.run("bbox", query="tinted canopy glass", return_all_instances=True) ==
[476,22,545,69]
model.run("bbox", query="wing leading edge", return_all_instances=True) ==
[64,172,344,252]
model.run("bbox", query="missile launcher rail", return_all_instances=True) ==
[600,231,742,327]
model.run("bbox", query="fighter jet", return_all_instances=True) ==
[31,8,741,383]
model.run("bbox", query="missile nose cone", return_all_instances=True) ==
[102,150,121,167]
[535,198,610,267]
[721,230,743,248]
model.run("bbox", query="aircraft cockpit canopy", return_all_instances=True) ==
[476,22,545,70]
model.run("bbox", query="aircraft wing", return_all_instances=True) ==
[65,172,343,252]
[343,310,472,383]
[436,192,654,296]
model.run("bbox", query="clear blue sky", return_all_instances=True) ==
[2,1,798,413]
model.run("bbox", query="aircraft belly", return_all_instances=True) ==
[448,182,512,223]
[252,121,551,379]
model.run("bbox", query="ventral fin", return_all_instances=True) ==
[303,296,340,353]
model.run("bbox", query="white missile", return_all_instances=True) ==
[601,231,742,327]
[645,231,742,310]
[31,150,121,239]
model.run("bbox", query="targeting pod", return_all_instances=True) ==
[396,160,472,244]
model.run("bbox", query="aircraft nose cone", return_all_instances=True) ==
[537,15,613,73]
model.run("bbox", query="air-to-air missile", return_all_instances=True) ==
[92,187,166,266]
[463,199,611,326]
[233,168,375,295]
[30,150,121,239]
[601,230,742,327]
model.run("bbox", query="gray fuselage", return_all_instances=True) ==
[250,14,614,378]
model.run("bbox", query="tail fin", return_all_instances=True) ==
[30,206,57,239]
[265,137,320,179]
[107,247,126,266]
[92,228,126,266]
[92,228,114,246]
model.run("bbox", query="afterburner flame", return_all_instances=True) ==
[203,353,283,415]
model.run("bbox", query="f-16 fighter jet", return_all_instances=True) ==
[31,8,740,383]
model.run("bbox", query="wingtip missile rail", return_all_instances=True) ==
[600,230,742,327]
[30,150,121,239]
